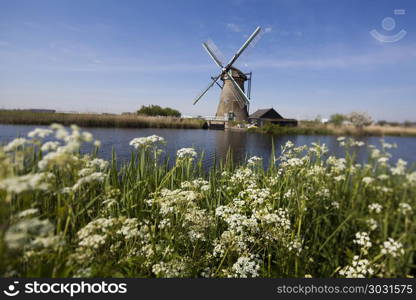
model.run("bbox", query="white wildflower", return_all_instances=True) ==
[72,172,106,191]
[4,138,27,152]
[86,158,109,170]
[339,255,374,278]
[390,159,407,176]
[353,232,372,252]
[28,128,53,139]
[377,174,389,181]
[176,147,197,161]
[230,254,261,278]
[16,208,39,219]
[334,175,345,182]
[381,238,404,257]
[41,141,60,152]
[377,157,389,164]
[247,156,262,166]
[331,201,340,209]
[129,135,165,149]
[287,238,303,255]
[366,218,378,231]
[406,172,416,185]
[4,217,55,250]
[0,173,54,194]
[362,177,374,185]
[368,203,382,214]
[398,203,412,215]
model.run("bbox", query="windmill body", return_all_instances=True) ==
[193,27,262,122]
[216,67,248,121]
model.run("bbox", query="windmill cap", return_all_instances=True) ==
[221,67,248,80]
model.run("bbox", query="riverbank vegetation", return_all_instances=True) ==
[1,110,416,136]
[136,105,181,118]
[249,111,416,137]
[0,110,203,129]
[249,122,416,137]
[0,125,415,277]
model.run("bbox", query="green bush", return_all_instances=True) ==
[329,113,346,127]
[137,105,181,117]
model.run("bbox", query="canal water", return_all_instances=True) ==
[1,124,416,168]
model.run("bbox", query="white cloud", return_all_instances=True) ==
[226,23,241,32]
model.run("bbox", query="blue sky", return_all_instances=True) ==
[0,0,415,121]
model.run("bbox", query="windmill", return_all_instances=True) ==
[193,26,262,122]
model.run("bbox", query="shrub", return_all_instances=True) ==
[329,113,346,127]
[137,105,181,117]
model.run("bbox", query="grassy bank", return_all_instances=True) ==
[0,110,205,129]
[0,125,415,277]
[249,122,416,137]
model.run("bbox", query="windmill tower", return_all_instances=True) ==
[216,67,248,121]
[193,27,261,122]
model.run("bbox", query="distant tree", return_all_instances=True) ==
[348,111,373,129]
[377,120,387,126]
[329,113,346,127]
[137,105,181,117]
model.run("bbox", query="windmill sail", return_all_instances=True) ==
[204,40,226,68]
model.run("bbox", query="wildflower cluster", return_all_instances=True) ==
[129,135,165,149]
[0,125,415,278]
[176,147,197,162]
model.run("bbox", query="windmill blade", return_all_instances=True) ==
[225,26,261,69]
[203,41,224,68]
[248,27,265,48]
[235,28,266,68]
[205,39,226,64]
[193,73,222,105]
[228,71,250,106]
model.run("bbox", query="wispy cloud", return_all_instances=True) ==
[226,23,241,32]
[39,62,213,73]
[250,45,416,69]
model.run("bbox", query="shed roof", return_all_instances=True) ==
[249,108,283,119]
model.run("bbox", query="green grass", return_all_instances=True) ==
[0,125,415,278]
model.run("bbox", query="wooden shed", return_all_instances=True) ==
[249,108,297,127]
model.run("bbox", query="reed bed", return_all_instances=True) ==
[0,111,204,129]
[0,125,415,278]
